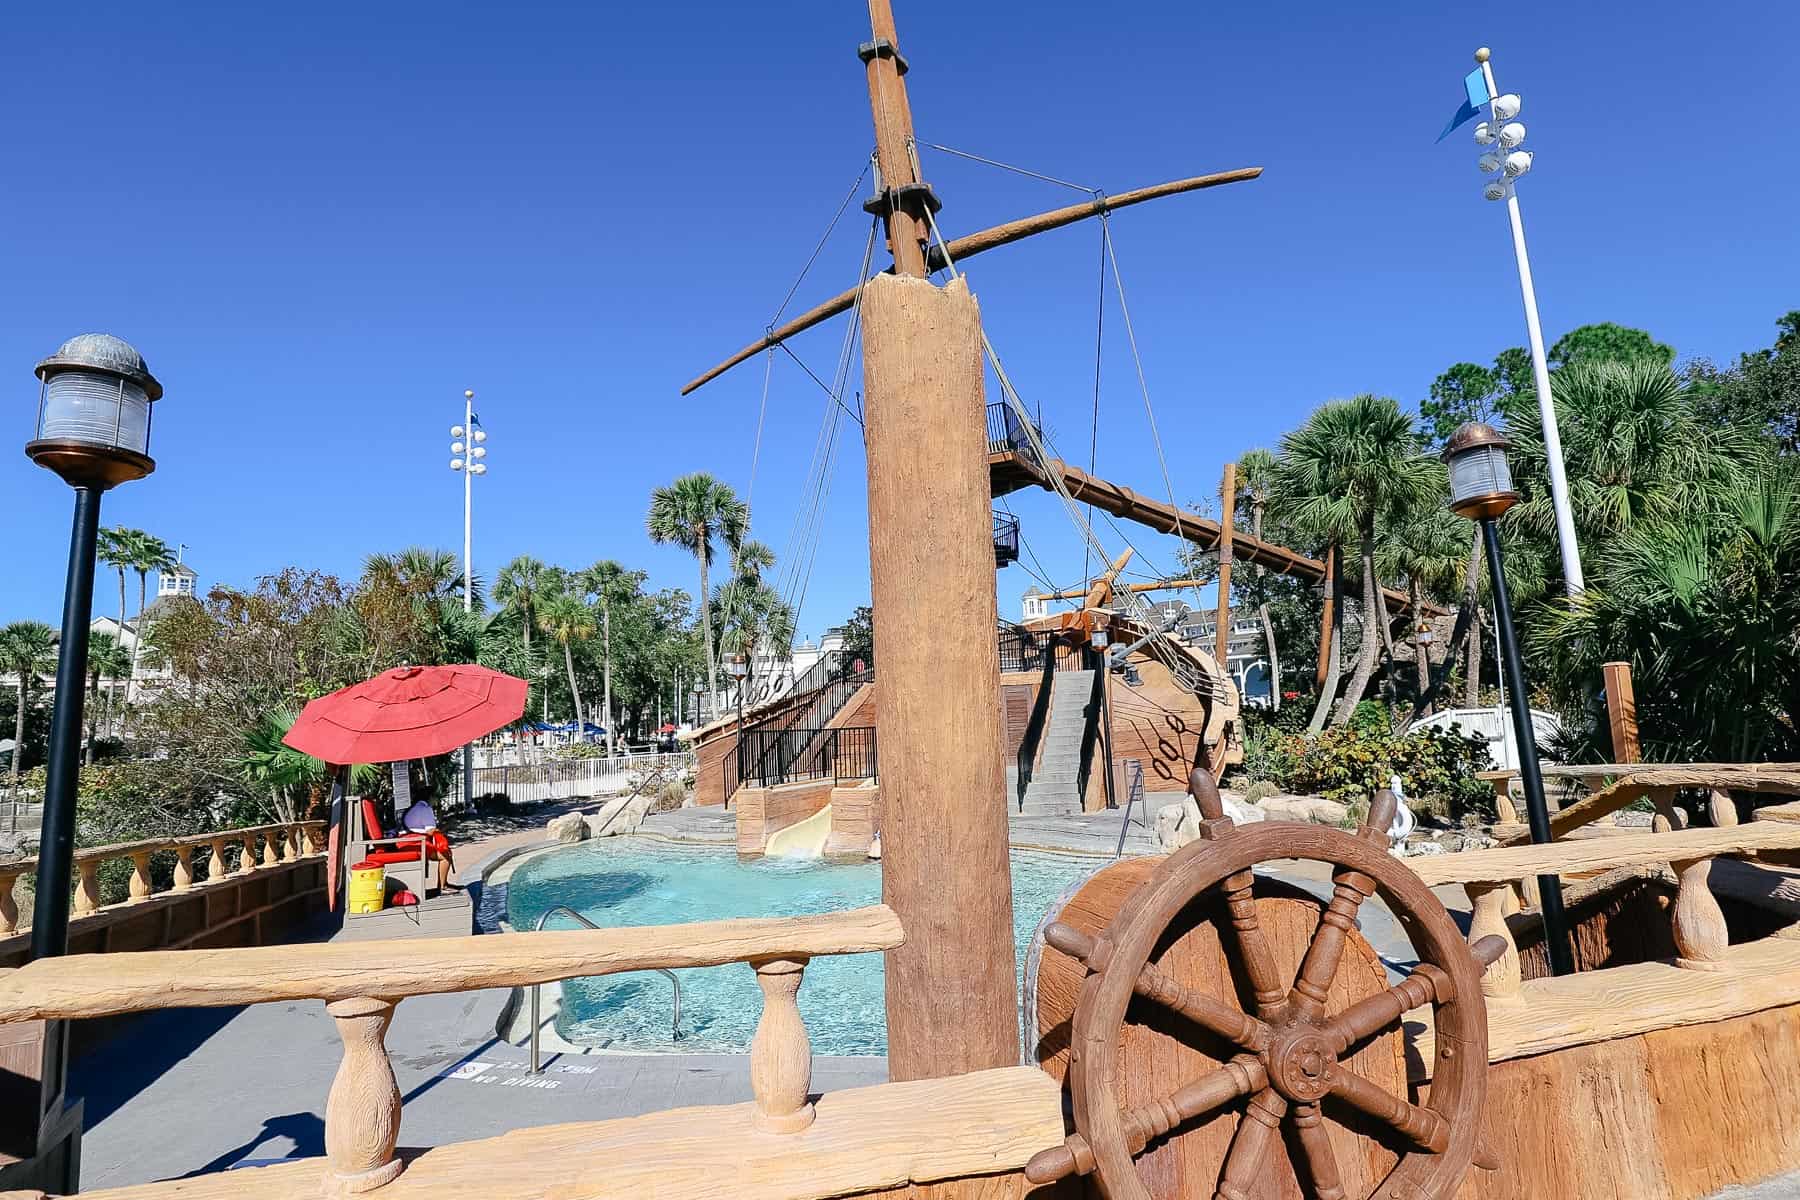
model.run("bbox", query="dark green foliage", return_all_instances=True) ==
[1275,724,1493,820]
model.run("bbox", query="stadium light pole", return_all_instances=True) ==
[450,390,488,804]
[1472,46,1584,595]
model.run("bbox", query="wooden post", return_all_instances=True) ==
[861,273,1017,1081]
[1215,462,1236,668]
[323,996,404,1195]
[863,0,929,278]
[748,958,815,1133]
[1601,661,1640,764]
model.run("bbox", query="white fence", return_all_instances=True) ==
[456,752,693,807]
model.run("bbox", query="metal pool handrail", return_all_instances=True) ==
[529,905,683,1073]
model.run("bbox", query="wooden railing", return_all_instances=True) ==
[0,821,326,935]
[1405,818,1800,1072]
[0,906,918,1198]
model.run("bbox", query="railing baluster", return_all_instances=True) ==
[209,838,232,883]
[240,832,260,874]
[1672,856,1730,971]
[0,869,20,934]
[324,996,404,1195]
[128,851,155,903]
[749,957,816,1133]
[74,859,102,915]
[260,827,282,869]
[1464,882,1523,1002]
[173,845,196,891]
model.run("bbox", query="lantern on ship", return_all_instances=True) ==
[1442,421,1519,520]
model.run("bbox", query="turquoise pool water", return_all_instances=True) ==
[505,839,1102,1055]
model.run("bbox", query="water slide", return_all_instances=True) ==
[764,803,834,859]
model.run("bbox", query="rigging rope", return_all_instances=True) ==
[1101,220,1209,620]
[916,202,1221,702]
[770,157,874,327]
[911,139,1097,195]
[1085,214,1107,586]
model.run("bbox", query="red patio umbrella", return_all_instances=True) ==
[284,664,528,764]
[659,723,678,733]
[285,664,527,912]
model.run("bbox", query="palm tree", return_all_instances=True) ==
[1,620,57,821]
[712,540,791,700]
[493,555,550,657]
[537,594,597,729]
[1507,360,1750,590]
[1273,395,1442,728]
[98,527,131,646]
[1235,449,1282,710]
[1376,503,1467,718]
[1535,455,1800,762]
[84,632,131,764]
[647,473,747,719]
[579,560,646,757]
[124,534,175,707]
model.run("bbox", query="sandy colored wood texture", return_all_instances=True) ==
[72,1067,1063,1200]
[1410,821,1800,886]
[861,273,1018,1081]
[0,906,904,1022]
[1447,1003,1800,1200]
[1406,936,1800,1078]
[1494,762,1800,846]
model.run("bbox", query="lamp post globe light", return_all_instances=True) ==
[1442,421,1574,976]
[1467,46,1585,598]
[27,334,163,965]
[450,389,488,803]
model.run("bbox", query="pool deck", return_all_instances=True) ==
[73,801,1773,1194]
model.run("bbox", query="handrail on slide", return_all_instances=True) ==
[529,905,683,1073]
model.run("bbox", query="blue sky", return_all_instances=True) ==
[3,1,1795,636]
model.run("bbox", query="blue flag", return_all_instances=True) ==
[1436,66,1492,142]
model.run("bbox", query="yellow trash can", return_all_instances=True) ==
[347,861,386,914]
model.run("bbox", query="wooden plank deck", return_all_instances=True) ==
[332,889,475,942]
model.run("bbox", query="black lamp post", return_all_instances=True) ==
[1443,421,1574,976]
[26,334,162,959]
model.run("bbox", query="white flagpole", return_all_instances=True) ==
[1475,47,1584,595]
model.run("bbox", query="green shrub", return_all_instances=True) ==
[1243,779,1279,804]
[1269,724,1492,821]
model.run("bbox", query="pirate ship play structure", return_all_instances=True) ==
[7,4,1800,1199]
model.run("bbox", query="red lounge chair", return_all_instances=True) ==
[358,797,454,895]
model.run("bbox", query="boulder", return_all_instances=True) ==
[546,811,588,843]
[586,790,654,838]
[1256,794,1350,826]
[1155,796,1209,852]
[1220,795,1267,825]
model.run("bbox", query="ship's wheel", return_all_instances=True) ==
[1026,770,1504,1200]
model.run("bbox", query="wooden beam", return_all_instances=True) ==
[1002,455,1442,617]
[1408,938,1800,1080]
[680,167,1263,395]
[864,0,928,278]
[1214,461,1236,667]
[860,274,1017,1081]
[1494,762,1800,847]
[69,1066,1064,1200]
[0,907,905,1023]
[1409,820,1800,888]
[1315,543,1337,688]
[1081,548,1134,611]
